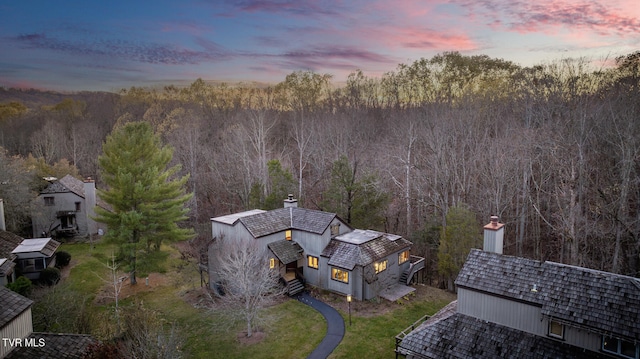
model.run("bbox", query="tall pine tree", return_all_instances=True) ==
[95,121,193,284]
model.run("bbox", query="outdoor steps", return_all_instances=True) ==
[288,279,304,296]
[399,270,410,284]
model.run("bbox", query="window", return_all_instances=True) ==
[307,255,319,269]
[548,320,564,339]
[374,259,388,274]
[44,196,55,206]
[285,230,292,241]
[399,250,410,264]
[269,258,275,269]
[75,202,81,211]
[331,268,349,283]
[603,336,639,358]
[330,223,340,236]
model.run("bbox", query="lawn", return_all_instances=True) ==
[58,241,454,358]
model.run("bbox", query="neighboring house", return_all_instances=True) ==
[209,196,424,300]
[0,200,21,286]
[0,286,95,359]
[396,217,640,359]
[31,175,106,238]
[11,238,60,281]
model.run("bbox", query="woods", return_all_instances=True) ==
[1,51,639,279]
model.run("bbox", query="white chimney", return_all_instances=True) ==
[84,177,97,235]
[0,198,5,231]
[483,215,504,254]
[284,194,298,208]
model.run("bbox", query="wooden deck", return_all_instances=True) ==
[379,284,416,302]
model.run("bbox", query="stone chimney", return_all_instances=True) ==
[483,215,504,254]
[84,177,97,235]
[0,198,5,231]
[284,194,298,208]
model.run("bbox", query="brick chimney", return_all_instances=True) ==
[0,198,5,231]
[483,215,504,254]
[284,194,298,208]
[84,177,97,235]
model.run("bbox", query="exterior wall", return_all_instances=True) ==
[33,192,88,237]
[457,288,547,336]
[293,230,329,257]
[0,308,33,358]
[326,266,353,297]
[14,255,50,280]
[545,318,602,352]
[210,221,253,243]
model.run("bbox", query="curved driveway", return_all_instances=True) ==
[296,292,345,359]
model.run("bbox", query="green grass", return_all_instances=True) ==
[59,241,453,358]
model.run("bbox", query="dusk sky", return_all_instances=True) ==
[1,0,638,92]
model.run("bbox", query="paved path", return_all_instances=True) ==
[296,292,345,359]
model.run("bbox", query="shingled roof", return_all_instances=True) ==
[40,175,109,211]
[0,286,33,328]
[5,332,97,359]
[398,312,605,359]
[456,249,640,341]
[0,230,23,259]
[239,207,337,238]
[322,230,411,270]
[268,239,304,264]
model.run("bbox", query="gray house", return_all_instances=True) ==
[396,217,640,359]
[11,237,60,280]
[209,196,424,300]
[31,175,106,238]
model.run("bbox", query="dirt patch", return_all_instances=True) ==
[307,284,456,317]
[59,258,77,280]
[236,331,266,345]
[94,272,169,305]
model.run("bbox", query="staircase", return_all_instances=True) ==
[399,255,425,285]
[287,278,304,296]
[399,270,410,284]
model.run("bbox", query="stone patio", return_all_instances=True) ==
[379,284,416,302]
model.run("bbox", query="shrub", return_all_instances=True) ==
[7,276,32,297]
[56,251,72,268]
[40,267,61,286]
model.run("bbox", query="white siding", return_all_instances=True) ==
[0,308,33,358]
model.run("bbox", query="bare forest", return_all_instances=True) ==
[1,51,639,279]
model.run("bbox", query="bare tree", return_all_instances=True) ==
[209,236,284,338]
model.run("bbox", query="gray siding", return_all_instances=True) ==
[458,288,546,335]
[547,318,602,352]
[33,192,88,237]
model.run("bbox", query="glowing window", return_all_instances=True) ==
[399,250,410,264]
[548,320,564,339]
[308,255,319,269]
[374,260,388,274]
[285,230,292,241]
[269,258,275,269]
[331,268,349,283]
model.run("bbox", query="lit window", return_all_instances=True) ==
[603,336,639,358]
[285,230,292,241]
[330,224,340,236]
[269,258,275,269]
[548,320,564,339]
[374,259,388,274]
[44,196,55,206]
[399,250,410,264]
[308,255,319,269]
[331,268,349,283]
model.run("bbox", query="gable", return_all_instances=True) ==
[456,249,640,340]
[0,286,33,328]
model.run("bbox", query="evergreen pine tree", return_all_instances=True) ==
[95,121,194,284]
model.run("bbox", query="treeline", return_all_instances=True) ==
[1,51,639,278]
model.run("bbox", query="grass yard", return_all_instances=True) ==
[58,240,454,358]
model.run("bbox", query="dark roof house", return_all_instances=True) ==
[396,217,640,359]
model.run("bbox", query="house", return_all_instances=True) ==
[31,175,106,239]
[396,217,640,359]
[0,199,21,286]
[11,238,60,281]
[0,286,95,359]
[209,196,425,300]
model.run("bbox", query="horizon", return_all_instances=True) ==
[1,1,638,92]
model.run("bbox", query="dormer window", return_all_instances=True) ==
[285,230,292,241]
[603,336,639,358]
[548,320,564,339]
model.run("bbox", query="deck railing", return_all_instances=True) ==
[394,314,430,358]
